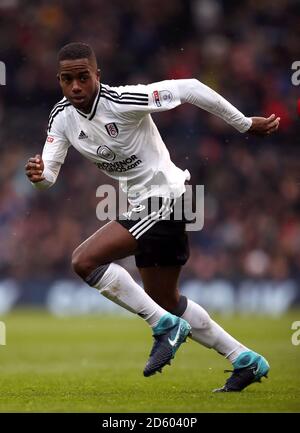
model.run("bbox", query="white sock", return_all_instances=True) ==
[181,299,248,363]
[92,263,167,328]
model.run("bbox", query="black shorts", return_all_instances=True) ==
[116,194,192,268]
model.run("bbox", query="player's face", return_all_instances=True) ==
[58,58,100,113]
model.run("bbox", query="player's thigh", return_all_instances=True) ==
[138,266,182,311]
[72,220,138,272]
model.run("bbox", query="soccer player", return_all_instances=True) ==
[25,42,280,391]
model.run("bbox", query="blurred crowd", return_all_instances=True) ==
[0,0,299,284]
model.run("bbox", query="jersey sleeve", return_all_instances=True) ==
[177,79,252,133]
[42,109,70,164]
[142,80,181,112]
[31,160,62,190]
[104,80,182,118]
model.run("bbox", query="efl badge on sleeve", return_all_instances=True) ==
[159,90,173,104]
[105,123,119,138]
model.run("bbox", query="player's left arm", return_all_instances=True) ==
[176,78,280,136]
[115,79,279,135]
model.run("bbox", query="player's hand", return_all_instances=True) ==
[248,114,280,136]
[25,154,45,183]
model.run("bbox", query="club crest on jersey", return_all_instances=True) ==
[105,122,119,138]
[97,145,116,161]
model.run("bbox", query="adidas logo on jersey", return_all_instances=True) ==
[78,130,88,139]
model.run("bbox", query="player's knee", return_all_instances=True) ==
[71,248,94,279]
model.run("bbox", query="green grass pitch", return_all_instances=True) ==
[0,309,300,412]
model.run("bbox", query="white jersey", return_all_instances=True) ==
[45,80,189,204]
[39,78,252,204]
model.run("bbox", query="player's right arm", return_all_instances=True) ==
[25,155,62,189]
[25,103,70,189]
[25,154,45,183]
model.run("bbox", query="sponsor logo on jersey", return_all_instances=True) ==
[46,136,54,143]
[105,122,119,138]
[78,130,88,139]
[153,90,161,107]
[97,145,116,161]
[96,154,142,172]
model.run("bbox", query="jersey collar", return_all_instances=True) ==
[75,84,101,121]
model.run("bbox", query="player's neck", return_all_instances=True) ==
[81,86,99,114]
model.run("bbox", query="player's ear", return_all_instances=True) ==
[97,68,101,81]
[56,73,61,83]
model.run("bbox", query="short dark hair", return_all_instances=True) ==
[58,42,97,67]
